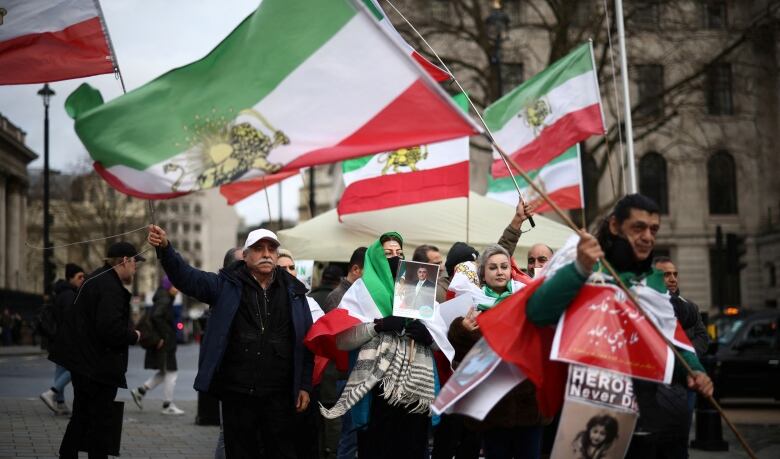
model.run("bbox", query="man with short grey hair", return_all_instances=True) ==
[148,225,314,457]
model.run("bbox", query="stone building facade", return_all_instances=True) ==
[0,114,36,293]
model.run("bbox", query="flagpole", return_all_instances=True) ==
[93,0,127,94]
[492,141,757,459]
[381,0,535,229]
[614,0,637,193]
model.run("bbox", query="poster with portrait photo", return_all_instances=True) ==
[392,260,439,321]
[550,365,638,459]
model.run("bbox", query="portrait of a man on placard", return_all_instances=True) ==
[393,260,439,320]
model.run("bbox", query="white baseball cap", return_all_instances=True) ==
[243,229,280,250]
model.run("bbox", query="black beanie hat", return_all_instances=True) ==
[445,242,479,278]
[65,263,85,280]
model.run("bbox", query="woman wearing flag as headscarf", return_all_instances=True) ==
[447,244,547,458]
[306,232,441,458]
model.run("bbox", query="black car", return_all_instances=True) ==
[710,309,780,400]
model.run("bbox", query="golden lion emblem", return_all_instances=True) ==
[455,262,480,287]
[519,98,552,137]
[378,145,428,174]
[163,109,288,192]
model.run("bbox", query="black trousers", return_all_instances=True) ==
[221,390,298,459]
[359,388,429,459]
[431,414,481,459]
[625,433,688,459]
[59,372,119,459]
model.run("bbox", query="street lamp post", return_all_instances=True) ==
[37,84,55,298]
[486,1,510,98]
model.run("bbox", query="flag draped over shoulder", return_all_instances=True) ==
[0,0,115,85]
[487,145,584,213]
[65,0,479,199]
[487,42,604,177]
[338,93,470,217]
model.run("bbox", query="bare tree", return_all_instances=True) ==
[388,0,780,223]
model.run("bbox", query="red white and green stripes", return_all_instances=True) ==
[337,93,470,217]
[0,0,114,85]
[65,0,478,199]
[487,42,605,177]
[487,145,583,213]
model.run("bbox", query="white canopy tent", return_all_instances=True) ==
[278,193,575,262]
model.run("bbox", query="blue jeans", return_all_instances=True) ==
[483,425,543,459]
[53,365,71,403]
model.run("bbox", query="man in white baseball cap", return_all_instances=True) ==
[147,224,313,457]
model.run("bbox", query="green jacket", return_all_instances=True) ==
[526,261,705,380]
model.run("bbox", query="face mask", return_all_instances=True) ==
[386,256,401,277]
[604,233,653,274]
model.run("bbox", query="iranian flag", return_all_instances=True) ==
[487,42,605,177]
[337,93,470,217]
[219,169,299,205]
[0,0,115,85]
[365,0,450,82]
[64,0,479,199]
[487,145,584,213]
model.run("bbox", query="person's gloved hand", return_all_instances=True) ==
[374,316,406,333]
[405,320,434,346]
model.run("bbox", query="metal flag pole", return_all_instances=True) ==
[614,0,638,193]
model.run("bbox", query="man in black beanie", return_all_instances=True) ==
[40,263,85,415]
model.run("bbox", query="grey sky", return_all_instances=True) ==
[0,0,302,224]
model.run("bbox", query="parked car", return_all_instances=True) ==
[710,309,780,400]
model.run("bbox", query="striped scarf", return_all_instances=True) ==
[320,332,435,419]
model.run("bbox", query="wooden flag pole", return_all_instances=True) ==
[493,141,756,459]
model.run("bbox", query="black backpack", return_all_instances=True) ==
[35,303,58,339]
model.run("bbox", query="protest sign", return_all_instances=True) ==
[551,365,638,459]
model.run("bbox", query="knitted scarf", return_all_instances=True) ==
[319,332,435,419]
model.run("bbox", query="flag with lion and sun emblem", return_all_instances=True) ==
[486,42,605,178]
[337,93,470,217]
[63,0,479,199]
[487,145,583,213]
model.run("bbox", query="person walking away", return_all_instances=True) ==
[49,242,143,459]
[131,276,184,415]
[40,263,85,415]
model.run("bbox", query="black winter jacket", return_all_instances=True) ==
[144,287,178,371]
[49,265,138,388]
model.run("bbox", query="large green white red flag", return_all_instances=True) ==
[337,93,470,217]
[486,42,605,178]
[487,145,583,213]
[64,0,479,199]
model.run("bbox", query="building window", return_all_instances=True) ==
[158,203,167,213]
[194,241,202,251]
[183,203,190,213]
[703,0,727,29]
[170,203,179,212]
[707,150,738,215]
[183,223,190,233]
[639,152,668,214]
[194,223,201,233]
[631,0,660,28]
[767,262,777,287]
[501,62,524,95]
[636,65,664,118]
[171,222,179,234]
[183,240,190,251]
[706,63,733,115]
[570,1,591,27]
[194,204,202,215]
[430,0,450,21]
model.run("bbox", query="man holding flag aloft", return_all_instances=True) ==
[478,194,713,459]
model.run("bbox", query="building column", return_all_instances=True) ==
[5,181,21,290]
[0,175,6,289]
[18,188,27,291]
